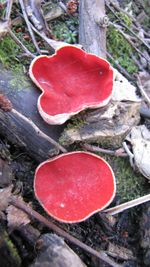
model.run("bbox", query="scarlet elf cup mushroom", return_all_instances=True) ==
[34,152,116,223]
[31,46,116,223]
[29,45,114,125]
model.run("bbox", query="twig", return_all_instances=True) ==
[136,76,150,108]
[19,0,41,54]
[144,32,150,38]
[107,0,150,44]
[106,0,139,27]
[8,28,35,58]
[99,42,133,80]
[118,28,150,63]
[105,49,133,80]
[130,52,145,70]
[109,22,150,64]
[4,0,13,21]
[106,2,150,51]
[82,143,127,157]
[122,141,134,167]
[19,2,69,51]
[30,22,70,51]
[26,0,50,34]
[10,196,121,267]
[103,194,150,215]
[12,108,67,153]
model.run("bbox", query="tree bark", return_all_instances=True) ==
[79,0,107,57]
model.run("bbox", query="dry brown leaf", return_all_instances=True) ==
[0,185,12,211]
[7,197,30,230]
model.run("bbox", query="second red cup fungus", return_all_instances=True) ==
[34,151,116,223]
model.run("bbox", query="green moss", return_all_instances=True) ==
[3,231,21,266]
[0,28,35,72]
[107,9,138,74]
[107,25,138,74]
[0,32,34,90]
[0,36,20,68]
[116,11,133,27]
[98,154,150,202]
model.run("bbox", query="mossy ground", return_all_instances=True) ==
[104,155,150,202]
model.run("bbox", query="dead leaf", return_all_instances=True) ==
[107,242,135,261]
[0,185,12,211]
[7,197,30,230]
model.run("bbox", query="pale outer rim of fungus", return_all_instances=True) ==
[34,151,116,223]
[29,45,115,125]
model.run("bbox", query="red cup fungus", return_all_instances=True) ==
[34,151,116,223]
[29,46,114,125]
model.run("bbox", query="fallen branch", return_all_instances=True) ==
[82,143,127,157]
[10,196,121,267]
[136,76,150,108]
[19,0,41,54]
[4,0,13,21]
[8,28,35,58]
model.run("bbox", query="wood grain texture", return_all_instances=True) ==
[79,0,106,57]
[0,67,64,162]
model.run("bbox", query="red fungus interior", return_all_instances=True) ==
[34,152,115,223]
[31,46,113,116]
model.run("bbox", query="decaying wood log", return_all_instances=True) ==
[0,67,64,162]
[60,101,141,148]
[79,0,108,57]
